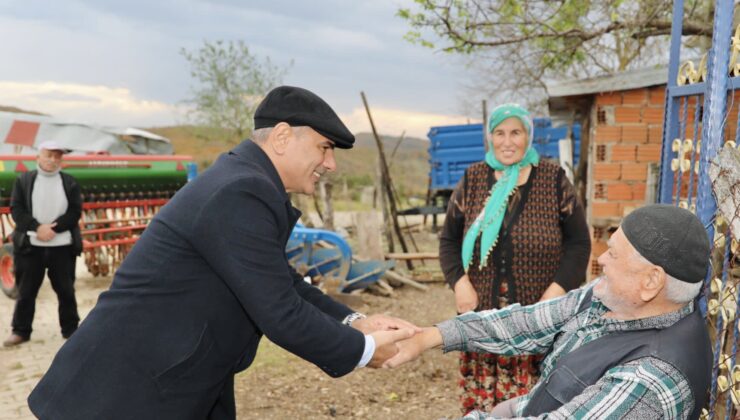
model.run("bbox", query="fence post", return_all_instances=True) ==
[696,0,733,237]
[658,0,685,203]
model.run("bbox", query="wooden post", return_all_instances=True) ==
[353,212,384,260]
[319,180,334,231]
[387,131,406,170]
[376,158,394,252]
[361,91,413,270]
[482,99,488,152]
[311,193,324,225]
[383,270,428,291]
[422,176,432,226]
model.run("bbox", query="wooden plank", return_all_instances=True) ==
[386,252,439,260]
[383,270,428,291]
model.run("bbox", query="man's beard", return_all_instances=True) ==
[592,276,630,312]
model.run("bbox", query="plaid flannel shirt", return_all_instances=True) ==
[436,282,695,420]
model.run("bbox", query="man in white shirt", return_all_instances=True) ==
[4,141,83,347]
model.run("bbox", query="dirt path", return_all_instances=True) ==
[0,261,465,419]
[0,268,112,419]
[235,283,464,419]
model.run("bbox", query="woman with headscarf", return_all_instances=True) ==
[439,104,591,414]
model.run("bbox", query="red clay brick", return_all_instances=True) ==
[632,182,647,200]
[621,163,648,181]
[607,182,633,200]
[615,107,642,124]
[621,125,648,143]
[622,89,648,105]
[593,163,621,180]
[595,92,622,106]
[648,125,664,144]
[643,107,664,124]
[637,144,661,162]
[611,144,637,161]
[592,202,621,218]
[594,126,622,143]
[649,87,666,105]
[594,183,606,199]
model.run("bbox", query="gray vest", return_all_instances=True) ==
[523,289,712,420]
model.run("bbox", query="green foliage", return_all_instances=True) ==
[397,0,712,77]
[180,40,290,144]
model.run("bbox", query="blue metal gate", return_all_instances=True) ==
[661,1,739,418]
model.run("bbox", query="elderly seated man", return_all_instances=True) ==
[387,204,712,420]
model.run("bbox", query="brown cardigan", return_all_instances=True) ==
[439,160,591,309]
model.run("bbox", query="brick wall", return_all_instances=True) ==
[588,85,665,277]
[585,85,740,277]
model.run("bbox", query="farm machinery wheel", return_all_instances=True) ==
[0,243,18,300]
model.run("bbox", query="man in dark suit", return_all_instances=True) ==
[29,86,417,419]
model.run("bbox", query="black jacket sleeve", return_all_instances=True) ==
[53,174,82,233]
[191,178,365,378]
[553,169,591,291]
[10,174,39,233]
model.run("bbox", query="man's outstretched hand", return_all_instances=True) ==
[352,314,422,335]
[366,328,417,368]
[382,327,443,369]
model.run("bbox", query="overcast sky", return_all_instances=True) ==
[0,0,479,138]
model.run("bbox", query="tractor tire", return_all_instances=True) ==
[0,243,18,300]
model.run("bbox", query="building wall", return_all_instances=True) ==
[587,85,666,277]
[575,78,740,278]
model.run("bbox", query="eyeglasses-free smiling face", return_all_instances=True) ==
[489,117,528,166]
[594,227,654,316]
[281,127,336,195]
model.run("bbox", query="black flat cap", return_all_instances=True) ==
[621,204,710,283]
[254,86,355,149]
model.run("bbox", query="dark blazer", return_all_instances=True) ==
[10,170,83,255]
[29,141,366,419]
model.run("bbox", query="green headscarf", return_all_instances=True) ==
[462,103,540,271]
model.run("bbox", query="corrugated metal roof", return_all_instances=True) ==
[547,66,668,98]
[0,111,172,155]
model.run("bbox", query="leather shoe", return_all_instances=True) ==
[3,333,29,347]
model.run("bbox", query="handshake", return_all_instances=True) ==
[351,314,444,369]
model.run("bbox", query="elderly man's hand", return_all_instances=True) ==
[366,328,417,368]
[351,314,421,335]
[382,327,443,369]
[36,223,57,242]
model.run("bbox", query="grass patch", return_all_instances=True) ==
[241,339,303,376]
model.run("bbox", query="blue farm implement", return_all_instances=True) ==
[287,225,395,293]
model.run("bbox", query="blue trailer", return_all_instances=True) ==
[429,118,580,191]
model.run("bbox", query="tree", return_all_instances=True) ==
[398,0,714,112]
[180,40,289,143]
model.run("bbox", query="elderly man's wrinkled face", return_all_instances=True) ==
[594,228,652,315]
[37,149,64,172]
[283,127,336,195]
